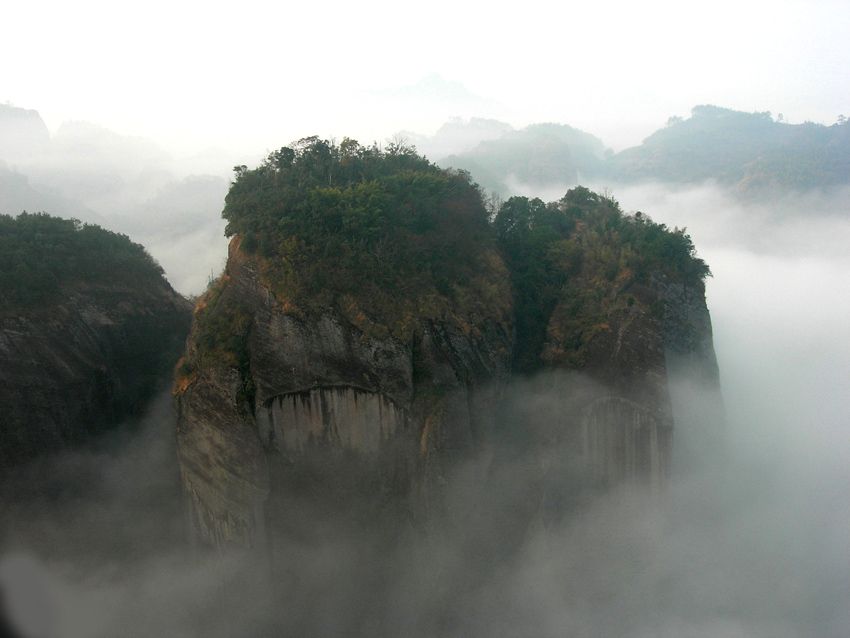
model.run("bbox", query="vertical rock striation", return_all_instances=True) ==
[175,239,514,549]
[174,147,722,555]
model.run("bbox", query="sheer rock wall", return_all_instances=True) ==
[0,283,191,467]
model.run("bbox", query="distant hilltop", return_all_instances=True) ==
[417,106,850,196]
[3,100,847,204]
[0,103,50,162]
[606,105,850,193]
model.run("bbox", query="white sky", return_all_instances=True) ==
[3,0,849,154]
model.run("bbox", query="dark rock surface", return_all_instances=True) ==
[0,282,191,467]
[652,275,726,469]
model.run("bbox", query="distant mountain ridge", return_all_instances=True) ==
[426,106,850,197]
[607,105,850,193]
[0,103,230,293]
[438,122,610,194]
[0,103,50,163]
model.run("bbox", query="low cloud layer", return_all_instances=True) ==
[1,183,848,636]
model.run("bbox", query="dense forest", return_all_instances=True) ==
[196,138,709,374]
[193,136,513,366]
[494,187,709,372]
[0,212,166,308]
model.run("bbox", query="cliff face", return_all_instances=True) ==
[569,280,721,489]
[502,290,675,529]
[652,276,726,469]
[0,282,191,466]
[176,240,513,548]
[176,246,723,550]
[175,145,721,553]
[576,299,674,489]
[494,277,719,539]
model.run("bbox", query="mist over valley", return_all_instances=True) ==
[1,60,849,638]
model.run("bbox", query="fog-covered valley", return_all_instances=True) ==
[6,0,850,631]
[2,217,848,637]
[1,112,848,638]
[2,53,850,636]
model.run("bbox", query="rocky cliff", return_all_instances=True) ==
[174,141,722,552]
[176,235,513,548]
[652,275,726,470]
[0,214,192,466]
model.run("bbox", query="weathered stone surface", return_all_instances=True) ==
[176,242,723,549]
[177,367,269,548]
[175,240,514,547]
[652,276,726,469]
[652,275,721,380]
[581,396,672,488]
[258,387,407,455]
[526,278,719,500]
[0,283,191,467]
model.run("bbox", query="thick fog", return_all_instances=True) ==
[0,111,255,295]
[1,176,848,636]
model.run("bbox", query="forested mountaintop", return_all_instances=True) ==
[0,212,166,308]
[189,137,708,375]
[175,136,719,555]
[493,187,709,373]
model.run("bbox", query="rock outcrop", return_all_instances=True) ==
[0,213,192,466]
[174,144,722,554]
[176,239,514,548]
[576,299,674,489]
[0,282,191,466]
[572,279,721,489]
[652,275,726,469]
[176,245,723,550]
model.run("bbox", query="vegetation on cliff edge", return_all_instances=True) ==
[190,137,710,379]
[0,212,166,308]
[494,186,710,372]
[192,136,512,366]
